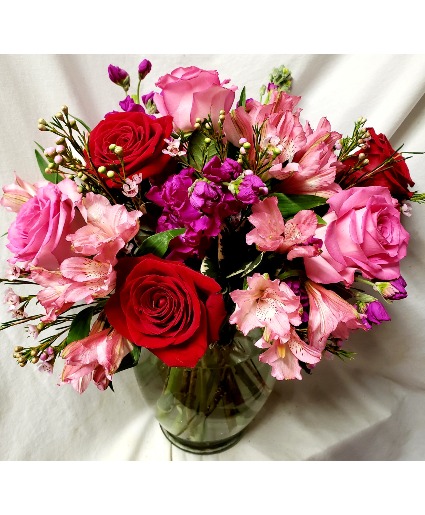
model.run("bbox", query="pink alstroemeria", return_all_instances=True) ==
[268,118,342,198]
[246,196,320,259]
[61,323,133,393]
[224,93,305,171]
[31,258,116,322]
[256,327,322,380]
[67,193,142,264]
[229,273,302,342]
[0,173,48,213]
[305,280,365,352]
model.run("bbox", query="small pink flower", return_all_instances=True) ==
[4,287,20,310]
[305,280,365,352]
[61,324,133,394]
[162,137,187,157]
[31,258,116,322]
[257,327,322,380]
[229,273,302,342]
[0,173,48,213]
[122,174,143,198]
[67,192,142,265]
[246,196,319,259]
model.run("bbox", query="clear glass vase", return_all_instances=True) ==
[134,329,275,455]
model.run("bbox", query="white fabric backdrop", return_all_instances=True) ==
[0,54,424,461]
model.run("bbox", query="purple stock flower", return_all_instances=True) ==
[142,91,155,105]
[108,64,130,91]
[235,173,268,204]
[138,59,152,80]
[203,156,242,183]
[285,278,309,323]
[375,276,408,301]
[190,181,223,215]
[361,301,391,330]
[119,95,146,113]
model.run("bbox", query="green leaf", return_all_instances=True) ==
[238,86,246,108]
[316,214,327,226]
[271,193,327,218]
[69,113,91,132]
[115,345,141,374]
[136,228,185,257]
[200,256,219,279]
[278,269,300,280]
[35,149,63,184]
[226,252,264,278]
[65,306,94,345]
[186,130,220,171]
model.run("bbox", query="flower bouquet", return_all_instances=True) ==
[1,57,423,454]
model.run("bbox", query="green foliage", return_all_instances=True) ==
[200,256,219,279]
[226,252,264,279]
[271,193,327,218]
[136,228,185,257]
[35,149,63,184]
[186,130,220,171]
[115,345,142,373]
[65,306,94,345]
[238,86,246,108]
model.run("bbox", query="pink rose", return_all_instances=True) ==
[153,66,236,131]
[6,179,83,270]
[304,186,410,285]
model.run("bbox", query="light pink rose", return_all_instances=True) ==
[154,66,236,131]
[304,186,410,285]
[6,179,83,270]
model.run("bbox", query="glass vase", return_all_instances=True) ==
[134,329,275,455]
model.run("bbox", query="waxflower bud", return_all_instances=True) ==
[138,59,152,81]
[61,105,68,115]
[98,166,106,174]
[108,64,130,92]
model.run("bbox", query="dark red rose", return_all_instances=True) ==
[104,254,227,367]
[336,127,414,200]
[87,112,173,185]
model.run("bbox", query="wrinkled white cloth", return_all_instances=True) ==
[0,54,424,461]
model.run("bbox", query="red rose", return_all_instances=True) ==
[104,254,227,367]
[336,127,414,200]
[87,112,173,185]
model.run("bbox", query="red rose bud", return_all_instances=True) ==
[138,59,152,81]
[104,255,227,367]
[337,127,415,200]
[108,64,130,92]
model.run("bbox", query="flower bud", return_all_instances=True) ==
[106,170,115,178]
[54,155,63,165]
[38,118,47,125]
[108,64,130,91]
[109,143,116,151]
[138,59,152,81]
[61,105,69,115]
[56,112,64,121]
[114,146,123,156]
[204,138,211,144]
[98,166,106,174]
[56,145,66,154]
